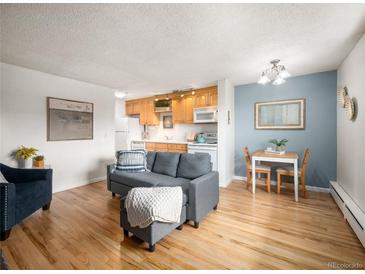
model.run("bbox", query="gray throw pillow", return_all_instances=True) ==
[152,152,181,177]
[177,153,211,179]
[0,171,9,183]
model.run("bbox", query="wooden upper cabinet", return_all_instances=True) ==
[126,99,159,125]
[208,89,218,106]
[126,101,134,115]
[139,100,147,124]
[193,86,218,108]
[184,96,194,123]
[146,100,160,125]
[126,100,142,115]
[126,85,216,124]
[133,101,141,114]
[172,95,194,124]
[172,98,185,123]
[194,92,209,108]
[140,100,159,126]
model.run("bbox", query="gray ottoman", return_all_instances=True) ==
[120,194,187,252]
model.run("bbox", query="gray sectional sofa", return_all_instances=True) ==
[107,151,219,228]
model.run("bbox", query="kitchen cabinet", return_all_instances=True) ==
[145,142,187,153]
[184,96,194,123]
[145,142,155,151]
[126,101,133,115]
[172,98,185,123]
[139,100,160,126]
[126,85,217,124]
[125,100,142,115]
[172,95,194,124]
[194,91,209,108]
[208,89,218,106]
[193,86,218,108]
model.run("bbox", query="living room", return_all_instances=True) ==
[1,2,365,271]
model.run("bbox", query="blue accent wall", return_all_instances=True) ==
[234,71,337,188]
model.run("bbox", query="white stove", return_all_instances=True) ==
[188,132,218,171]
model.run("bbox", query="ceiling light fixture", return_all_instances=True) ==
[114,90,126,99]
[258,59,290,85]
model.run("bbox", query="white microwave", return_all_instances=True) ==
[193,106,218,123]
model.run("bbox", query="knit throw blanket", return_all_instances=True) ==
[125,187,183,228]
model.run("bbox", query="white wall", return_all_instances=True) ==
[0,63,115,193]
[217,79,235,187]
[337,33,365,212]
[115,98,126,120]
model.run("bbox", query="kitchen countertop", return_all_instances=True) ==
[133,139,218,146]
[134,139,191,144]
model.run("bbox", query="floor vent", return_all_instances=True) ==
[330,181,365,248]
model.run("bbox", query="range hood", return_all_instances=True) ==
[154,99,172,112]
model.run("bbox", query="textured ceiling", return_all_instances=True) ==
[1,4,365,98]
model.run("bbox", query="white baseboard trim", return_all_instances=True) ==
[306,185,330,193]
[232,175,329,193]
[330,181,365,248]
[233,175,246,181]
[89,176,107,184]
[53,176,106,193]
[219,178,234,188]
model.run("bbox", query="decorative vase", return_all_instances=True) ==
[33,159,45,168]
[18,158,32,168]
[276,146,285,152]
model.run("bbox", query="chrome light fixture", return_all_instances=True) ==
[258,59,290,85]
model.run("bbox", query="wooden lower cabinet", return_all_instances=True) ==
[145,142,155,151]
[145,142,187,153]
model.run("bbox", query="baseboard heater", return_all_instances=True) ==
[330,181,365,248]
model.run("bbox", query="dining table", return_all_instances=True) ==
[251,150,300,202]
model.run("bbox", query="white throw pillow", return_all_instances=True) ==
[0,171,8,183]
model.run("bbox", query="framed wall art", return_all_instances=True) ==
[163,115,173,129]
[255,98,305,130]
[47,97,94,141]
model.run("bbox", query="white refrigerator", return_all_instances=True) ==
[115,117,141,151]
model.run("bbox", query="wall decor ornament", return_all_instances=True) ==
[345,97,355,121]
[47,97,94,141]
[337,87,348,108]
[337,86,357,121]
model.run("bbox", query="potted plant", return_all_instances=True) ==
[33,155,45,168]
[269,139,288,152]
[15,146,38,168]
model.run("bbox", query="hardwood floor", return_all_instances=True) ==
[1,181,364,270]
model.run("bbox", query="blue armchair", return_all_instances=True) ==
[0,163,53,241]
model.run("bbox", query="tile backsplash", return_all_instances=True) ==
[146,113,217,141]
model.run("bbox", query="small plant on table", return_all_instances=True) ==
[269,139,288,151]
